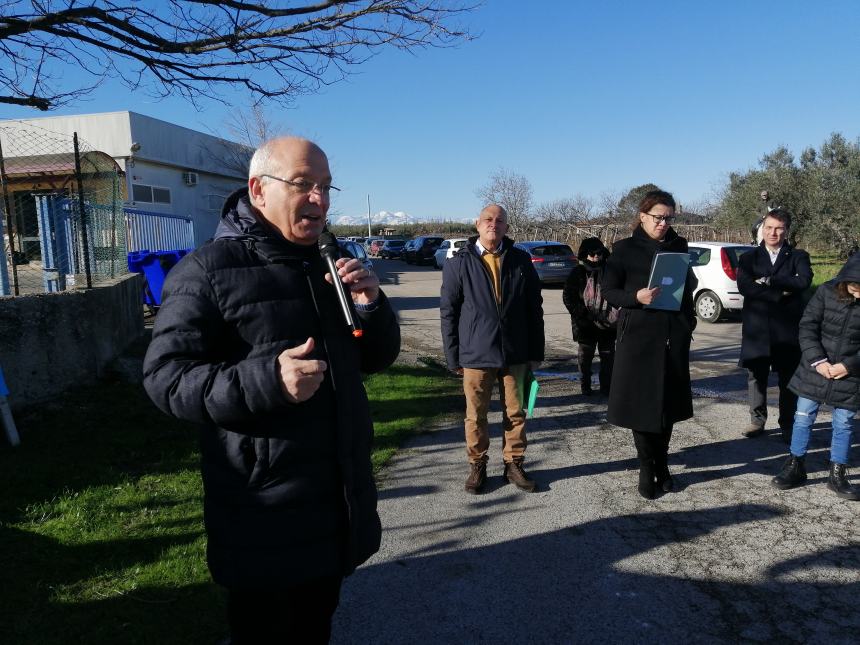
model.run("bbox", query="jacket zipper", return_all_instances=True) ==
[475,248,506,363]
[824,300,853,400]
[302,262,338,392]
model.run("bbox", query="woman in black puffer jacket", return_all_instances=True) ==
[562,237,616,395]
[771,253,860,500]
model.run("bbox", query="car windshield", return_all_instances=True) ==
[387,241,404,248]
[531,245,572,257]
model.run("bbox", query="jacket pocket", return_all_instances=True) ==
[246,437,271,488]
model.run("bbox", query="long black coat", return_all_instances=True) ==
[788,256,860,411]
[440,236,544,370]
[143,188,400,590]
[737,242,812,370]
[601,226,696,433]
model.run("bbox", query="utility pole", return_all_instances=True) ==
[367,194,372,238]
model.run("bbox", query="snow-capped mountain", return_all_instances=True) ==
[333,210,414,226]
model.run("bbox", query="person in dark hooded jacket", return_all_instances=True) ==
[601,190,696,500]
[562,237,616,395]
[771,253,860,500]
[143,137,399,642]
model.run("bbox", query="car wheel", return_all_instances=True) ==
[695,290,723,323]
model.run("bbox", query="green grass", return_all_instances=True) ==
[365,362,462,471]
[0,363,459,644]
[809,252,844,290]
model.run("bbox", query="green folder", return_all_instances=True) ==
[519,369,540,418]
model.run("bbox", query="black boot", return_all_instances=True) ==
[578,344,594,396]
[638,458,655,499]
[654,457,673,493]
[598,350,613,396]
[581,377,593,396]
[827,462,860,501]
[771,455,807,490]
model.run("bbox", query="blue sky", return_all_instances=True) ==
[3,1,860,221]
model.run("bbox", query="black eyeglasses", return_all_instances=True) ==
[645,212,675,224]
[261,174,340,195]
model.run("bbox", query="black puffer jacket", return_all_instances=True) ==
[788,254,860,411]
[440,236,544,370]
[143,188,400,589]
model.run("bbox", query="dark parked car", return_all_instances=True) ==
[404,235,444,265]
[513,240,577,284]
[379,239,406,259]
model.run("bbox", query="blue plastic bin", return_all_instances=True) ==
[127,249,191,306]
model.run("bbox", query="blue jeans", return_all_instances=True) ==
[790,396,856,465]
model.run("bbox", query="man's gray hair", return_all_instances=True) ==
[248,136,319,182]
[248,139,279,181]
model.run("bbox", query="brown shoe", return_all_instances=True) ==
[465,461,487,494]
[742,424,765,438]
[504,459,536,492]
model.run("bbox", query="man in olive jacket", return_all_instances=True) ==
[143,137,399,642]
[737,209,812,442]
[440,204,544,494]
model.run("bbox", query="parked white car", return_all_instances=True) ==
[433,238,468,269]
[688,241,754,322]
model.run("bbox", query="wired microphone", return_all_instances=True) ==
[318,230,363,338]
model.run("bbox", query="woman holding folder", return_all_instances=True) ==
[601,190,697,499]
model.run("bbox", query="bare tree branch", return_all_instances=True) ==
[475,167,533,234]
[0,1,476,110]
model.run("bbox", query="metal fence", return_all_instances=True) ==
[126,208,194,253]
[0,122,130,296]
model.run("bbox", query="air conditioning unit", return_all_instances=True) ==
[182,171,198,187]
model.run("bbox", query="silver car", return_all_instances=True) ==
[688,241,754,322]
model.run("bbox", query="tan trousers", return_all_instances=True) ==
[463,365,528,464]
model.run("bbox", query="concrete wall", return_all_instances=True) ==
[0,274,144,409]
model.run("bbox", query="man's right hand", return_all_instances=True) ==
[277,337,327,403]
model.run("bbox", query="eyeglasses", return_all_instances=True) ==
[645,212,675,224]
[261,174,340,195]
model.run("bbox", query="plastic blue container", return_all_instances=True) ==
[127,249,191,306]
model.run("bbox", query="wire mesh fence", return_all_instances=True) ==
[0,122,128,296]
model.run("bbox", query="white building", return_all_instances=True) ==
[0,111,251,244]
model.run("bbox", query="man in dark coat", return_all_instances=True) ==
[737,209,812,442]
[440,204,544,494]
[143,137,400,642]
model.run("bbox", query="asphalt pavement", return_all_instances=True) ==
[331,260,859,644]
